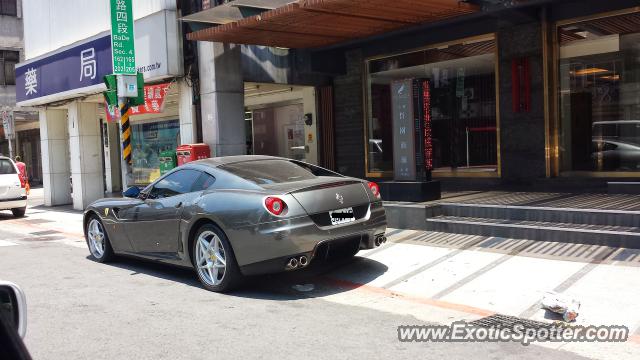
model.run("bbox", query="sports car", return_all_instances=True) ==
[83,155,387,292]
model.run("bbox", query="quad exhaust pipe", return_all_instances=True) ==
[299,255,308,267]
[374,235,387,247]
[285,255,309,270]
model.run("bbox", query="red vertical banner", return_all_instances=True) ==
[512,57,531,113]
[422,80,433,171]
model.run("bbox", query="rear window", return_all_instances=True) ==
[221,160,316,185]
[0,159,16,175]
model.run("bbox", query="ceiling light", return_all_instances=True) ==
[571,68,609,76]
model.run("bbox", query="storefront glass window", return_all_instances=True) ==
[365,36,498,175]
[558,12,640,172]
[131,119,180,184]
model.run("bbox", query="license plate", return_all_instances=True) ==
[329,207,355,226]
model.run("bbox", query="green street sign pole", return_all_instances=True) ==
[109,0,137,187]
[110,0,136,75]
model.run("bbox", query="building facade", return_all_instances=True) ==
[1,0,40,183]
[186,0,640,191]
[16,0,195,210]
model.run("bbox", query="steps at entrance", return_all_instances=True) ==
[423,203,640,249]
[438,202,640,227]
[426,215,640,248]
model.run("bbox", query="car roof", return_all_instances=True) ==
[0,156,12,161]
[190,155,285,168]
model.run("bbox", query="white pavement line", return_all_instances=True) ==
[430,240,536,300]
[380,236,490,289]
[0,240,18,247]
[528,263,640,329]
[518,246,618,319]
[440,254,587,317]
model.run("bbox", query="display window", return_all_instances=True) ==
[131,119,181,184]
[365,35,498,177]
[558,11,640,173]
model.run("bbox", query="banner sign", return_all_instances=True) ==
[105,103,120,122]
[104,83,171,122]
[129,83,172,115]
[1,109,15,140]
[110,0,136,75]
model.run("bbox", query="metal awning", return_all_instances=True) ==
[186,0,480,48]
[182,0,295,25]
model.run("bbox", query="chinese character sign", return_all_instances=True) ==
[80,48,97,80]
[15,35,112,104]
[391,79,417,181]
[110,0,135,74]
[24,68,38,96]
[129,83,172,115]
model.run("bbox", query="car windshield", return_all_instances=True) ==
[0,159,16,175]
[221,159,316,185]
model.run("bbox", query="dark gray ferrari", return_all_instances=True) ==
[83,155,387,292]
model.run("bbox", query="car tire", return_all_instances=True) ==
[84,215,115,263]
[192,223,243,293]
[11,207,26,218]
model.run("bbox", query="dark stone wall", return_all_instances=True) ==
[333,49,365,177]
[497,22,547,184]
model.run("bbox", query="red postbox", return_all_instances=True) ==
[176,143,211,166]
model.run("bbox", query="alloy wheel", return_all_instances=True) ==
[195,231,227,286]
[87,219,106,259]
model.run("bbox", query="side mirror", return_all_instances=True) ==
[0,281,27,338]
[123,186,141,198]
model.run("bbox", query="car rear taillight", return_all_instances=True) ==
[18,176,26,189]
[265,197,286,216]
[368,181,381,200]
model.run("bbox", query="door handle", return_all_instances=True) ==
[175,202,183,208]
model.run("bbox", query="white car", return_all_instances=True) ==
[0,156,27,217]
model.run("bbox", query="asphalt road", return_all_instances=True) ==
[0,224,592,360]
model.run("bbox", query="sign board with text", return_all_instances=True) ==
[110,0,136,74]
[391,79,416,181]
[391,78,433,182]
[15,10,181,107]
[130,83,172,115]
[1,109,14,140]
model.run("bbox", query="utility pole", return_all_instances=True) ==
[104,0,144,189]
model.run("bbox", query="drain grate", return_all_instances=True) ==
[29,230,61,236]
[470,314,555,338]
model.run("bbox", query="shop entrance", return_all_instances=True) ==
[244,82,318,164]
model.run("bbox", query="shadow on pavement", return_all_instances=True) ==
[94,253,388,301]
